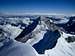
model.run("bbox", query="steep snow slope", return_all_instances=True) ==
[0,16,75,56]
[26,25,46,46]
[27,28,75,56]
[38,32,75,56]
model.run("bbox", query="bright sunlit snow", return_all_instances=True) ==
[0,15,75,56]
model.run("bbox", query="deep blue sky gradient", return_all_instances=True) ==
[0,0,75,14]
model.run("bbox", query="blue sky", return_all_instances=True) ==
[0,0,75,15]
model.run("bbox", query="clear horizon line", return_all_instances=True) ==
[1,12,75,16]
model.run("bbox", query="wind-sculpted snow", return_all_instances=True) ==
[33,30,61,54]
[43,32,75,56]
[26,16,75,56]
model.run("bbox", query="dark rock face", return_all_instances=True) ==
[55,16,75,35]
[65,36,75,43]
[15,17,40,42]
[33,16,75,54]
[62,16,75,34]
[33,30,61,54]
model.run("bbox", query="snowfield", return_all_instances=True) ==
[44,32,75,56]
[30,32,75,56]
[0,15,75,56]
[26,24,75,56]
